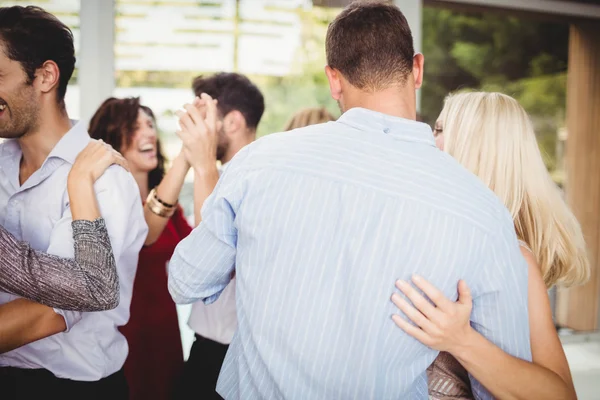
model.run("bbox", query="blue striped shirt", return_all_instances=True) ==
[169,107,531,399]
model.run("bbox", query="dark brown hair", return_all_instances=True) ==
[89,97,166,190]
[0,6,75,106]
[192,72,265,130]
[326,1,414,91]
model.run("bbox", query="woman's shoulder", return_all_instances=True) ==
[518,240,543,282]
[518,239,533,254]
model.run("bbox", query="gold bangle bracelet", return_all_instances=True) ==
[148,188,178,208]
[146,199,175,218]
[145,190,176,218]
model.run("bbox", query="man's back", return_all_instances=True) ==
[170,108,531,399]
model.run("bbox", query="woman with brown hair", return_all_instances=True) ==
[88,96,218,400]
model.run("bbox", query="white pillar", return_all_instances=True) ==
[394,0,423,112]
[78,0,115,124]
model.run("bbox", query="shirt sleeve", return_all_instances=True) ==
[0,219,119,312]
[468,222,532,399]
[168,146,251,305]
[46,165,147,331]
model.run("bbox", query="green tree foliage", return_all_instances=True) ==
[420,8,568,172]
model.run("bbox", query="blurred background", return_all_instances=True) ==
[3,0,600,397]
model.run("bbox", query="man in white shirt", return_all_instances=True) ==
[174,72,264,399]
[0,6,147,399]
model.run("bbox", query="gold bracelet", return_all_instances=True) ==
[146,190,176,218]
[147,188,177,209]
[146,198,176,218]
[148,188,178,208]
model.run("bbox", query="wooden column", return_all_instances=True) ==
[556,22,600,331]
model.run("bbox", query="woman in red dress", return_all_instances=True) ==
[88,96,217,399]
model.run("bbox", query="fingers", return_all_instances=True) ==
[391,293,436,333]
[93,147,127,178]
[395,279,439,319]
[193,94,217,114]
[176,95,218,143]
[110,150,129,172]
[97,141,115,160]
[184,103,208,130]
[177,105,210,137]
[78,140,103,157]
[202,93,219,132]
[410,275,454,311]
[391,314,433,347]
[74,140,108,166]
[175,109,196,133]
[192,96,208,118]
[192,96,204,108]
[457,280,473,308]
[175,129,194,147]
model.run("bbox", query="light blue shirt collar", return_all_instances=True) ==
[0,120,90,192]
[0,120,89,165]
[338,107,435,147]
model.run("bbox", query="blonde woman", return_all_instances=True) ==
[391,92,589,400]
[283,107,336,131]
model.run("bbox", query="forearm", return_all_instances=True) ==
[144,154,190,245]
[68,174,101,221]
[453,329,575,400]
[0,299,66,354]
[0,220,119,311]
[168,223,236,304]
[193,165,219,226]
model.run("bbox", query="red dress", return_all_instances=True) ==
[120,207,192,400]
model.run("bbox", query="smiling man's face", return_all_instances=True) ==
[0,41,40,139]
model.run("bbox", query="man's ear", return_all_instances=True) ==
[325,65,342,101]
[223,110,245,136]
[36,60,61,95]
[412,53,424,90]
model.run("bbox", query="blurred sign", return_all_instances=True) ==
[116,0,310,76]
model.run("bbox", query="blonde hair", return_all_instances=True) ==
[439,92,589,288]
[283,107,336,131]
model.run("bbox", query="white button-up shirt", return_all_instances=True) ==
[187,163,237,345]
[0,121,148,381]
[188,276,237,345]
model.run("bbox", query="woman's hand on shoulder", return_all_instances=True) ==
[69,139,129,184]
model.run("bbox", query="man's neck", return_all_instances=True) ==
[221,130,256,164]
[343,86,417,120]
[18,108,72,185]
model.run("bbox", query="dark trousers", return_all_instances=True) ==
[174,334,229,400]
[0,367,128,400]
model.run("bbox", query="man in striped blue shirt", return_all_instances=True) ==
[169,2,531,399]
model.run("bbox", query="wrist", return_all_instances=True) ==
[447,326,479,361]
[192,161,219,178]
[175,151,191,168]
[67,171,94,191]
